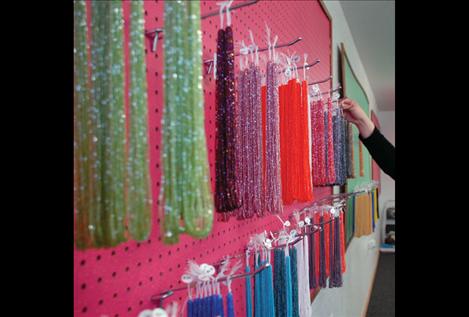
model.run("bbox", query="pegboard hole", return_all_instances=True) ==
[112,272,117,278]
[96,255,101,261]
[80,260,86,266]
[81,283,86,290]
[113,293,118,298]
[125,266,130,272]
[97,277,102,283]
[98,299,104,305]
[111,250,116,256]
[82,307,87,313]
[127,287,131,292]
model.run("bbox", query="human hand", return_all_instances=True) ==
[340,98,375,138]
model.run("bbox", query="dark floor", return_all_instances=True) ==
[366,253,395,317]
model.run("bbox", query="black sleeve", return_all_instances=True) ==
[359,127,395,180]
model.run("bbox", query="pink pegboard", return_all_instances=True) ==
[74,0,332,316]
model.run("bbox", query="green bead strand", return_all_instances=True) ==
[74,0,92,249]
[108,0,127,246]
[128,0,153,242]
[161,0,214,244]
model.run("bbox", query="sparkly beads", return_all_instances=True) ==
[160,1,214,244]
[215,26,241,213]
[311,97,349,186]
[89,0,127,248]
[127,0,152,242]
[74,0,92,249]
[235,64,263,218]
[279,79,313,204]
[311,98,326,186]
[325,98,336,184]
[346,122,355,178]
[263,62,283,215]
[74,0,152,249]
[332,103,347,185]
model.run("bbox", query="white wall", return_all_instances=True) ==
[310,1,383,316]
[377,111,395,216]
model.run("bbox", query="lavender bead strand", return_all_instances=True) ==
[252,64,263,217]
[235,70,247,218]
[265,61,283,215]
[332,112,341,185]
[333,110,346,185]
[243,67,254,218]
[324,111,330,185]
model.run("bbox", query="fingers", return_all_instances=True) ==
[339,98,356,110]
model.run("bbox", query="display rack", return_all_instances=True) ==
[380,200,395,253]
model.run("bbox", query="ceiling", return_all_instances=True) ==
[339,1,395,111]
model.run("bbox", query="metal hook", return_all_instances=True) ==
[203,36,303,74]
[311,85,342,97]
[150,290,174,308]
[308,75,332,86]
[201,0,260,19]
[145,28,164,53]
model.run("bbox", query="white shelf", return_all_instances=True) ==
[380,247,395,253]
[381,200,395,247]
